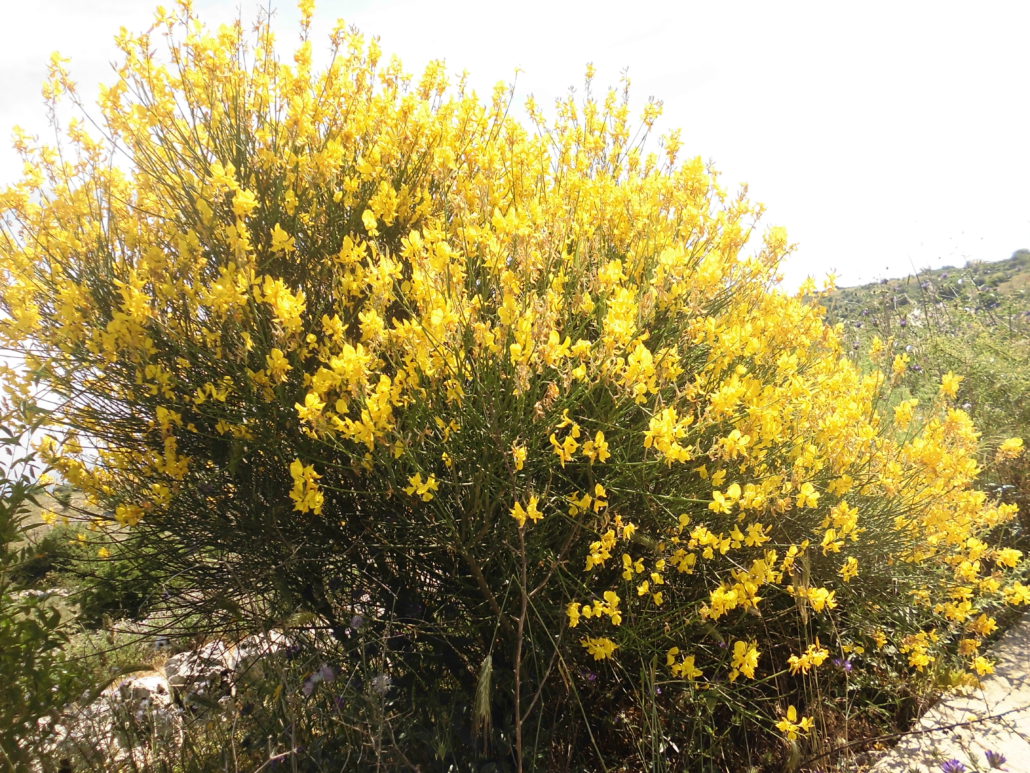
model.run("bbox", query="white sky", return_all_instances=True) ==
[2,0,1028,289]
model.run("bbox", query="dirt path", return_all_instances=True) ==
[871,613,1030,772]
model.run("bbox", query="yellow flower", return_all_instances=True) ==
[787,642,829,675]
[404,473,439,502]
[270,222,297,253]
[289,460,325,515]
[840,556,859,582]
[796,482,820,509]
[582,431,611,463]
[893,398,918,428]
[776,705,814,741]
[667,647,703,680]
[550,432,579,467]
[581,636,618,661]
[266,348,292,381]
[972,656,995,676]
[512,442,527,471]
[940,371,963,398]
[729,639,760,681]
[1005,583,1030,605]
[361,208,379,236]
[566,602,581,628]
[232,188,258,219]
[709,482,741,514]
[622,553,644,580]
[510,495,543,527]
[997,437,1024,460]
[115,503,144,526]
[995,547,1022,568]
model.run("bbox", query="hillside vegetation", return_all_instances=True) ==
[825,249,1030,323]
[822,249,1030,526]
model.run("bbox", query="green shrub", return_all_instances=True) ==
[0,408,82,768]
[71,534,171,627]
[9,521,86,589]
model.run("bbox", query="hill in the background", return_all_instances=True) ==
[822,249,1030,325]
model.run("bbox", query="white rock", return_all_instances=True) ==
[165,630,294,710]
[54,671,181,768]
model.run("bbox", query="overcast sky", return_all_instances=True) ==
[2,0,1028,289]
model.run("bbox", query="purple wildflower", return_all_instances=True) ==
[984,750,1007,769]
[301,663,337,697]
[315,663,337,683]
[940,760,967,773]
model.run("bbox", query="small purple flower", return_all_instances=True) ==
[940,760,967,773]
[301,663,337,696]
[832,657,854,673]
[315,663,336,683]
[349,614,365,631]
[984,750,1007,769]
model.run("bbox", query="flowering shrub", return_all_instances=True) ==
[0,2,1026,768]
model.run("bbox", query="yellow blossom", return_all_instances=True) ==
[796,482,820,509]
[289,459,324,515]
[511,495,543,527]
[997,437,1024,460]
[512,442,527,471]
[404,473,440,502]
[729,639,760,681]
[581,636,618,661]
[940,371,963,398]
[776,705,815,741]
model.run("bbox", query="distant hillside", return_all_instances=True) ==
[822,249,1030,325]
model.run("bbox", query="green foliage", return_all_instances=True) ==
[71,535,169,628]
[0,417,81,768]
[9,521,85,588]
